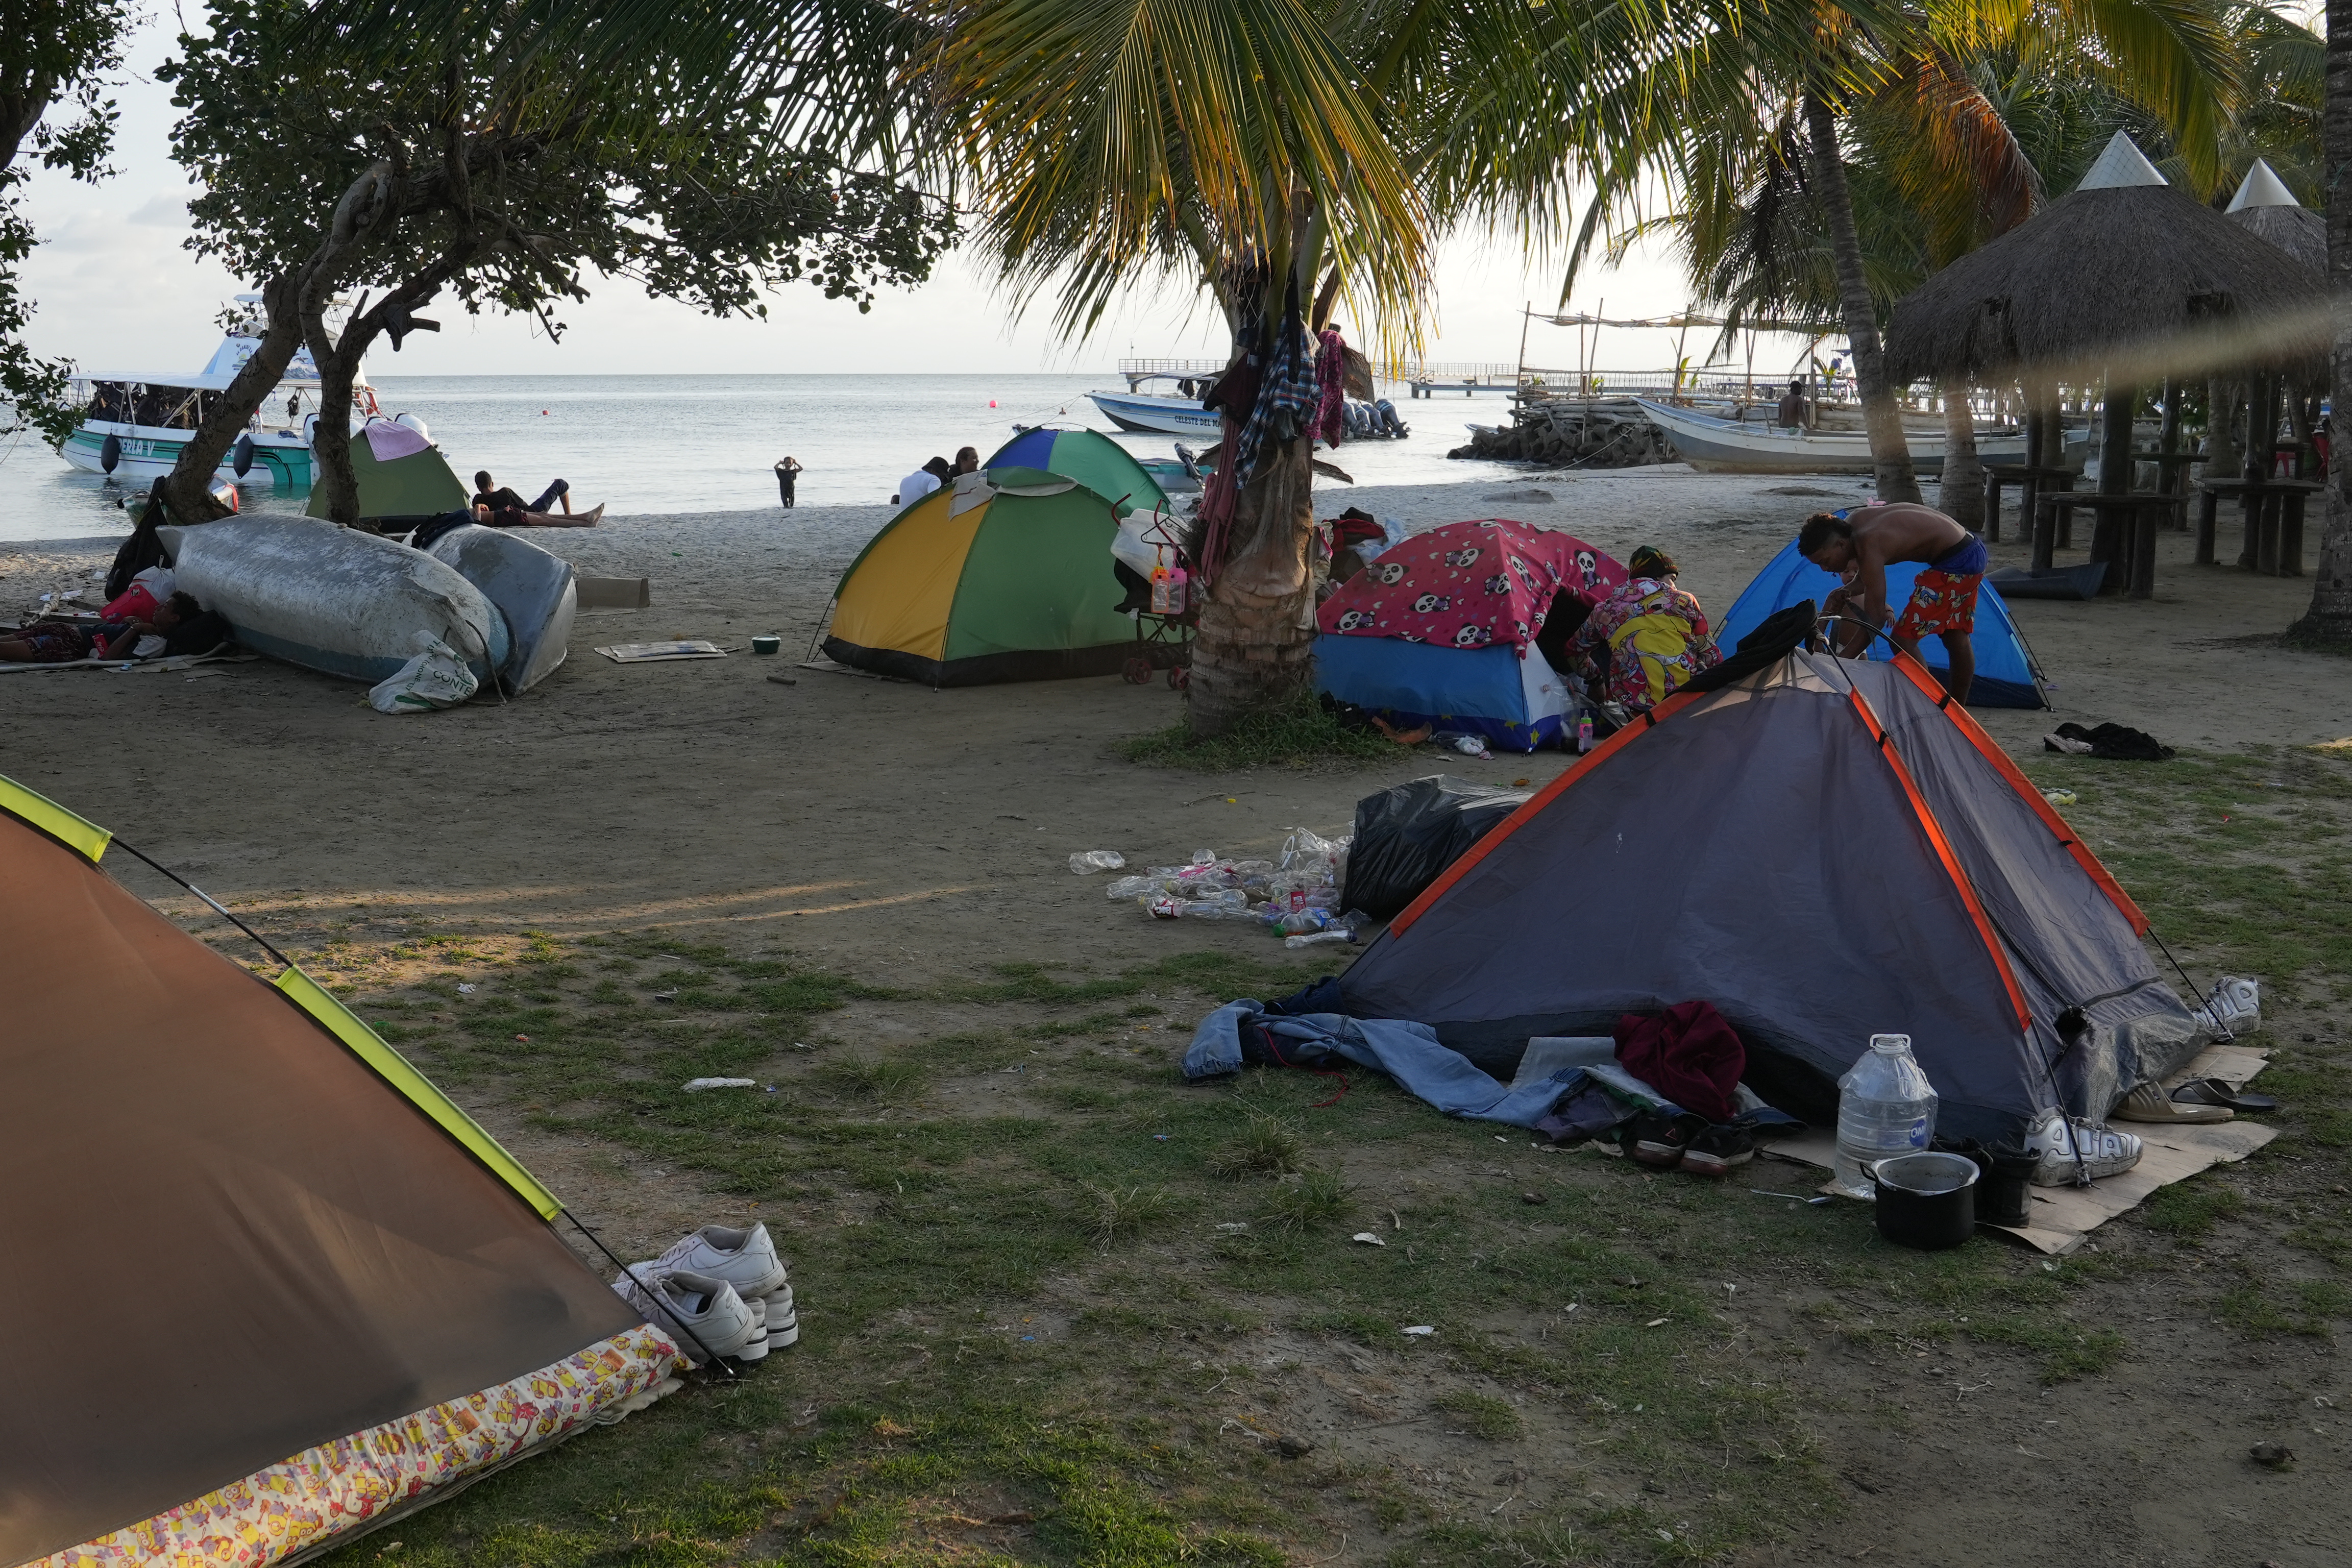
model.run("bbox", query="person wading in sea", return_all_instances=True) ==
[1799,503,1987,705]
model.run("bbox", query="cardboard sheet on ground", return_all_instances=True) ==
[0,650,254,675]
[1765,1043,2274,1255]
[595,641,725,663]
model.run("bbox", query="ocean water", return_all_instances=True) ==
[0,372,1518,543]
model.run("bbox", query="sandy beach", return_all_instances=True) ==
[3,469,2344,962]
[7,469,2351,1562]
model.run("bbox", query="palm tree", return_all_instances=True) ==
[2288,0,2351,644]
[923,0,1835,734]
[1646,1,2238,502]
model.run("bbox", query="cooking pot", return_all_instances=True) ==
[1868,1151,1979,1250]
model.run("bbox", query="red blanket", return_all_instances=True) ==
[1613,1001,1745,1124]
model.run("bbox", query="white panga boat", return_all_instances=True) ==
[1089,370,1410,440]
[58,295,378,490]
[1087,373,1226,437]
[1633,397,2026,475]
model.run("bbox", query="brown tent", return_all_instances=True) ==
[0,777,678,1568]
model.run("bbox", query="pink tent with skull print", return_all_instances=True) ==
[1314,519,1626,751]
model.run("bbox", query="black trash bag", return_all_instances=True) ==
[1340,774,1532,920]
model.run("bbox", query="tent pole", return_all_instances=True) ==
[562,1208,737,1377]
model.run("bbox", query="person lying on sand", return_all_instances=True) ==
[0,591,230,664]
[474,470,574,517]
[473,498,604,529]
[1800,503,1984,705]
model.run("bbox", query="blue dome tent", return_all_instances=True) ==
[1718,538,2048,708]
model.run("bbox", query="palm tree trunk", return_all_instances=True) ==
[2293,0,2352,642]
[1188,434,1318,735]
[1937,386,1984,530]
[1802,91,1920,503]
[161,275,302,522]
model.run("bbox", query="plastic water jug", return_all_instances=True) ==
[1832,1034,1939,1198]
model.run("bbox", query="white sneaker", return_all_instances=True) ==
[2024,1110,2143,1186]
[763,1285,799,1348]
[650,1223,789,1299]
[611,1265,759,1364]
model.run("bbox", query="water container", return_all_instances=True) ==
[1832,1034,1939,1198]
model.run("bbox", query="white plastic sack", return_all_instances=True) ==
[368,632,478,713]
[1111,513,1167,579]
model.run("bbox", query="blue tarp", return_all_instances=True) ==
[1718,537,2048,708]
[1313,636,1568,751]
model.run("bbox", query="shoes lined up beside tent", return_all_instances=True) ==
[611,1223,800,1368]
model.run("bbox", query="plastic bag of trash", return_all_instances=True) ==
[368,632,478,714]
[1340,774,1532,920]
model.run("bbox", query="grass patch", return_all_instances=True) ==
[816,1051,926,1103]
[1081,1182,1179,1250]
[1258,1168,1354,1233]
[1432,1389,1525,1441]
[292,745,2352,1566]
[1206,1110,1305,1180]
[1116,691,1397,771]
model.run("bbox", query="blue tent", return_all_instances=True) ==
[1314,638,1578,752]
[1718,538,2048,708]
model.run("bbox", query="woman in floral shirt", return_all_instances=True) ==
[1568,546,1722,713]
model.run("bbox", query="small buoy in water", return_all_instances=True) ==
[541,408,550,415]
[989,399,997,407]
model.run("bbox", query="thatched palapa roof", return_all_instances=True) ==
[2224,159,2325,274]
[1883,133,2327,385]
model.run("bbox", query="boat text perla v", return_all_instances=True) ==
[58,295,375,489]
[1633,397,2026,476]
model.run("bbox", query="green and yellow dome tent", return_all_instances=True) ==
[821,474,1153,685]
[983,426,1169,512]
[307,418,468,526]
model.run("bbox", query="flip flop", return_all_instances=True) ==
[2112,1081,2232,1124]
[2172,1077,2279,1113]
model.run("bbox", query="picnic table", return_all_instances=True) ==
[2034,489,2187,599]
[1981,462,2073,546]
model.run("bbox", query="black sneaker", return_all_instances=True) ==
[1681,1124,1754,1176]
[1629,1111,1705,1168]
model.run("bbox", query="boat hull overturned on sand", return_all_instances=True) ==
[423,524,576,692]
[1633,398,2027,475]
[160,517,510,688]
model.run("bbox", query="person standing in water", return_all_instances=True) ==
[775,456,802,507]
[1799,503,1985,705]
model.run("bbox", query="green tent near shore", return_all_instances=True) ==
[308,419,468,524]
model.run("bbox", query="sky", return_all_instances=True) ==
[13,10,1804,384]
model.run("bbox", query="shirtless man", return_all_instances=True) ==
[1798,502,1987,704]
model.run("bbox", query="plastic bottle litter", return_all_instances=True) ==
[1286,929,1357,949]
[1068,850,1127,874]
[682,1077,758,1092]
[1192,848,1217,866]
[1575,713,1595,753]
[2041,789,2077,806]
[1831,1033,1939,1199]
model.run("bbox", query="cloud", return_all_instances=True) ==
[127,193,189,228]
